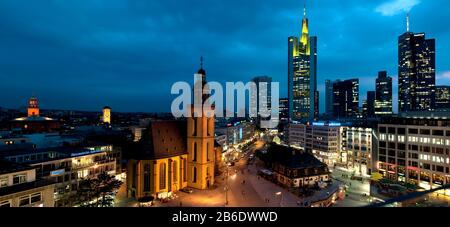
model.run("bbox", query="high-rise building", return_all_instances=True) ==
[366,91,376,118]
[375,71,393,116]
[325,79,334,116]
[398,14,436,112]
[435,86,450,109]
[252,76,272,126]
[332,79,359,119]
[288,6,317,122]
[279,98,289,123]
[102,106,111,124]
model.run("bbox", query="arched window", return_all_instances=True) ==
[193,118,197,136]
[173,161,177,182]
[183,159,187,183]
[144,164,151,192]
[206,142,210,161]
[193,167,197,183]
[193,142,197,161]
[159,163,166,190]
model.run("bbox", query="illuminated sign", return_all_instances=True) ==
[51,169,65,176]
[70,149,102,157]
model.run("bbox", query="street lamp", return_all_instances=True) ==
[224,166,229,206]
[275,192,283,207]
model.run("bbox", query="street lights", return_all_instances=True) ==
[224,166,229,206]
[275,192,283,207]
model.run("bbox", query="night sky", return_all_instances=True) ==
[0,0,449,113]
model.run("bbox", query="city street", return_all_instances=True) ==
[330,167,372,207]
[114,139,375,207]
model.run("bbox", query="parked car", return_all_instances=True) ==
[180,188,194,194]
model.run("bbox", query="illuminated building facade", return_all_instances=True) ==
[12,97,60,133]
[0,143,118,207]
[102,106,111,124]
[375,71,393,116]
[27,97,39,117]
[435,86,450,110]
[127,63,216,200]
[332,79,359,119]
[0,160,55,207]
[279,98,289,123]
[288,6,318,122]
[342,127,376,175]
[288,122,342,166]
[377,117,450,195]
[398,15,436,112]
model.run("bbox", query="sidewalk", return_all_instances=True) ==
[247,164,301,207]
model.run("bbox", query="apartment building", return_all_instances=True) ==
[0,160,55,207]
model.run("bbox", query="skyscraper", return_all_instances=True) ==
[332,79,359,119]
[375,71,393,116]
[435,86,450,109]
[279,98,289,123]
[366,91,375,118]
[252,76,272,127]
[288,5,317,122]
[325,79,334,115]
[398,14,436,112]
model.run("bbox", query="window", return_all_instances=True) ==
[0,200,11,207]
[183,159,187,183]
[144,164,151,192]
[206,143,210,161]
[409,128,418,134]
[420,129,430,135]
[193,167,197,183]
[159,163,166,190]
[0,176,8,187]
[19,196,30,207]
[30,193,41,203]
[193,142,197,162]
[13,174,26,185]
[173,161,177,182]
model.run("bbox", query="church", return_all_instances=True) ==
[127,62,220,200]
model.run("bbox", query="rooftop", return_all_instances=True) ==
[0,159,35,175]
[265,144,327,169]
[12,116,56,122]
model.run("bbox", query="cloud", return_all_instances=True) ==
[375,0,421,16]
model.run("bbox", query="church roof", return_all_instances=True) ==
[134,120,187,160]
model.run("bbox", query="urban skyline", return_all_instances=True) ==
[0,0,449,113]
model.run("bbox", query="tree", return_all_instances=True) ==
[76,172,123,207]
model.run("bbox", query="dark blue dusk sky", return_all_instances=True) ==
[0,0,449,113]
